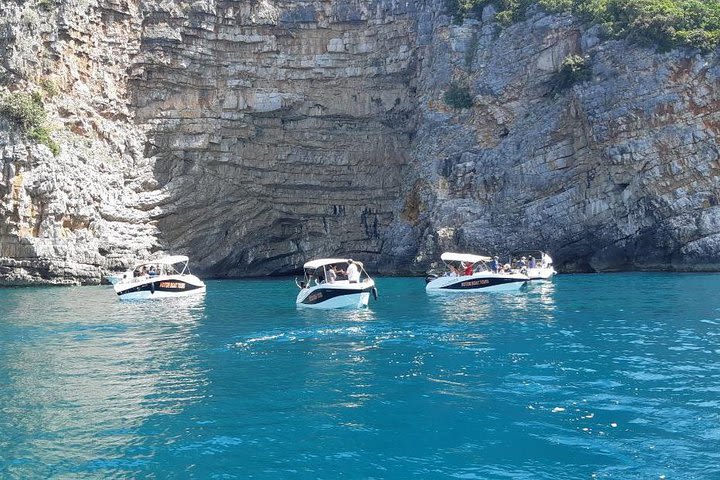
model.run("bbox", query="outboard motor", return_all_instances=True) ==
[372,287,379,300]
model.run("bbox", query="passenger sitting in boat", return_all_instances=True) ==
[149,266,157,276]
[336,266,347,280]
[347,260,360,283]
[517,257,527,268]
[490,256,500,273]
[327,265,337,284]
[463,262,473,276]
[528,256,537,269]
[503,263,512,272]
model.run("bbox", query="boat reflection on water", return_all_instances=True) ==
[123,292,208,319]
[296,304,378,323]
[428,280,557,323]
[0,286,206,477]
[526,279,557,310]
[428,292,494,322]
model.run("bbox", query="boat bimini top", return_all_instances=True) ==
[132,255,191,275]
[302,258,360,270]
[440,252,492,266]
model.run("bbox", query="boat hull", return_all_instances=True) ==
[296,281,375,309]
[426,273,528,293]
[114,275,206,300]
[526,268,557,281]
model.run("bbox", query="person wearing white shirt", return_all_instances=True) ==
[327,265,337,283]
[347,260,360,283]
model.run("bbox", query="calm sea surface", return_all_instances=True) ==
[1,274,720,479]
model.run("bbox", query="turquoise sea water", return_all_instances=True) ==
[1,274,720,479]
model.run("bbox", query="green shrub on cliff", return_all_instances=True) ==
[446,0,534,24]
[445,0,720,51]
[0,92,60,156]
[446,0,479,24]
[39,78,59,97]
[600,0,720,52]
[28,126,60,156]
[554,54,592,90]
[37,0,55,11]
[444,83,474,109]
[1,92,46,130]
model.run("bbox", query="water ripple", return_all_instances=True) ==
[1,275,720,478]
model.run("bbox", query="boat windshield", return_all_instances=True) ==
[131,260,186,279]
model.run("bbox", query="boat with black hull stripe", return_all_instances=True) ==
[425,252,529,293]
[296,258,378,309]
[113,255,206,300]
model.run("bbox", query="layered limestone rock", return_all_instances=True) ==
[0,0,419,283]
[131,0,417,276]
[0,0,159,284]
[393,4,720,272]
[1,0,719,285]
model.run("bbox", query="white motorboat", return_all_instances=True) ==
[425,252,529,293]
[511,250,557,281]
[113,255,206,300]
[296,258,378,309]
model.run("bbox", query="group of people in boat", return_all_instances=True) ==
[311,260,361,285]
[447,262,476,276]
[495,255,539,272]
[133,265,157,278]
[445,255,540,277]
[132,263,175,278]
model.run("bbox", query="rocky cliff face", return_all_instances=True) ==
[0,0,719,284]
[131,0,417,276]
[0,0,159,285]
[401,5,720,272]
